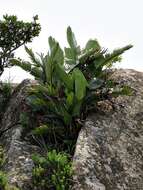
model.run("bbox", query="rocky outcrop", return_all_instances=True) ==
[0,69,143,190]
[72,69,143,190]
[0,80,40,189]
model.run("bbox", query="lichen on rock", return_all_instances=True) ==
[72,69,143,190]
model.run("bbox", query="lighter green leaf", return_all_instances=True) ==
[55,63,73,90]
[48,37,64,65]
[66,92,74,108]
[73,68,88,100]
[67,26,77,49]
[85,39,101,51]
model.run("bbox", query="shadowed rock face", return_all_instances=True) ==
[0,80,40,189]
[72,69,143,190]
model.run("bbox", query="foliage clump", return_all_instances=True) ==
[10,26,132,189]
[32,150,72,190]
[0,14,41,77]
[0,82,12,120]
[11,26,133,152]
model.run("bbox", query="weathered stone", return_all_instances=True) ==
[72,69,143,190]
[0,80,40,189]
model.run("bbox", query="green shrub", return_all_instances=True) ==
[10,26,133,189]
[11,26,133,151]
[32,150,72,190]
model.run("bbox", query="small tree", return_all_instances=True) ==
[0,14,41,77]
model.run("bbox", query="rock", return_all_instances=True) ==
[0,79,40,189]
[72,69,143,190]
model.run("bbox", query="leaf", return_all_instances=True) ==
[44,54,52,83]
[72,100,82,116]
[48,37,64,65]
[66,92,74,108]
[85,39,101,51]
[30,67,42,79]
[10,59,30,70]
[65,27,81,67]
[67,26,77,49]
[55,63,73,90]
[27,95,47,111]
[100,45,133,68]
[25,46,42,67]
[73,68,88,100]
[64,47,74,60]
[32,125,49,136]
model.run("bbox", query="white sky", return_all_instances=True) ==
[0,0,143,82]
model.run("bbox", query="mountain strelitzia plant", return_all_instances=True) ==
[10,26,133,144]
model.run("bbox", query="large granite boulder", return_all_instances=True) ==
[72,69,143,190]
[0,80,40,189]
[0,69,143,190]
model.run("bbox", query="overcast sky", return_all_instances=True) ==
[0,0,143,82]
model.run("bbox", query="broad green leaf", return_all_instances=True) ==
[67,26,77,49]
[55,63,73,90]
[48,37,64,65]
[64,47,74,60]
[72,100,82,116]
[85,39,101,51]
[44,54,52,83]
[66,92,74,108]
[73,68,88,100]
[48,36,56,50]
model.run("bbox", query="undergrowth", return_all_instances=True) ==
[0,82,12,121]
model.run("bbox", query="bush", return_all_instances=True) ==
[11,26,133,152]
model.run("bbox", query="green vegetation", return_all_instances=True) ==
[0,171,8,190]
[0,15,133,189]
[0,14,41,77]
[11,26,132,150]
[10,26,132,189]
[32,150,72,190]
[0,82,12,121]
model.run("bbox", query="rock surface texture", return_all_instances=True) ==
[72,69,143,190]
[0,69,143,190]
[0,80,40,190]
